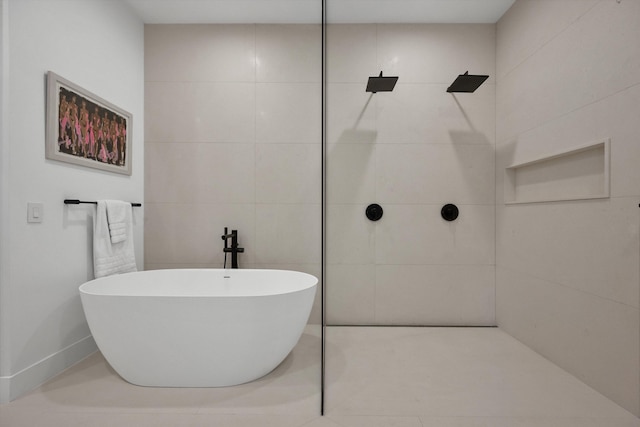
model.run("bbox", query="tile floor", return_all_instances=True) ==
[1,326,638,426]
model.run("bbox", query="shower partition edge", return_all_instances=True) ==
[320,0,327,417]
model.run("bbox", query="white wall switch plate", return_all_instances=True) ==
[27,202,44,223]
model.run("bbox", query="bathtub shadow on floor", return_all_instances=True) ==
[22,328,322,414]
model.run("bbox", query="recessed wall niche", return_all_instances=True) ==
[504,139,610,204]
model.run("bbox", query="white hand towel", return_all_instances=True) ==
[93,200,137,278]
[108,222,127,244]
[106,200,130,243]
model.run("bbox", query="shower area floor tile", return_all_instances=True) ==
[1,326,638,427]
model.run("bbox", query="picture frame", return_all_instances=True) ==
[46,71,132,175]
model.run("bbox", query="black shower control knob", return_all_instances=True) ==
[366,204,383,221]
[441,204,459,221]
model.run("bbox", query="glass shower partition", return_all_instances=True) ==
[143,1,324,416]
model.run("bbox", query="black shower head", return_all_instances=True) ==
[366,71,398,93]
[447,71,489,93]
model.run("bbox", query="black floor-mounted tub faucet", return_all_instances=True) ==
[221,227,244,269]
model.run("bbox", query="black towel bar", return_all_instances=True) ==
[64,199,142,207]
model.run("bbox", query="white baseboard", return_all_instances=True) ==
[0,335,97,403]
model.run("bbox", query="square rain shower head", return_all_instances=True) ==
[447,72,489,93]
[366,71,398,93]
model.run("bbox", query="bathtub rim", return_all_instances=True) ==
[79,268,318,298]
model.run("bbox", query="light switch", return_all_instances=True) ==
[27,202,44,223]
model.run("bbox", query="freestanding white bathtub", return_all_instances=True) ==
[79,269,317,387]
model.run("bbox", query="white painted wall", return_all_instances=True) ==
[496,0,640,416]
[0,0,10,401]
[0,0,144,402]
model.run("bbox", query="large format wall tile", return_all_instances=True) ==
[376,264,495,325]
[254,204,321,264]
[326,24,377,83]
[327,83,378,146]
[145,82,255,143]
[497,0,640,144]
[497,267,639,416]
[497,198,639,307]
[325,23,496,325]
[327,143,376,204]
[256,24,321,83]
[496,0,599,80]
[376,83,495,145]
[145,24,256,83]
[145,25,323,326]
[146,23,496,327]
[375,204,495,266]
[256,83,322,144]
[326,204,376,265]
[376,24,495,84]
[327,264,495,326]
[376,144,495,205]
[145,142,255,204]
[326,264,376,325]
[497,84,640,204]
[496,0,640,416]
[256,143,321,204]
[145,202,256,266]
[601,85,640,198]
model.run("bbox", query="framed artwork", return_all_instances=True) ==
[46,71,132,175]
